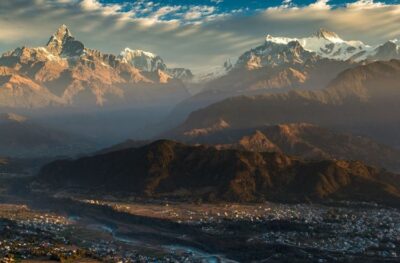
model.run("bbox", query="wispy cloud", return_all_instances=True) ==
[184,6,216,21]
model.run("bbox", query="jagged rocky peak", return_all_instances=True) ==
[361,40,400,61]
[234,37,314,70]
[287,40,305,53]
[52,24,72,41]
[46,24,84,57]
[314,28,342,41]
[376,41,398,53]
[166,68,194,82]
[382,40,398,49]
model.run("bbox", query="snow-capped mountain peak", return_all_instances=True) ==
[389,39,400,46]
[53,24,72,40]
[264,29,368,61]
[119,48,166,72]
[119,48,194,81]
[120,48,157,60]
[265,35,294,45]
[46,24,84,57]
[233,38,314,70]
[192,57,237,83]
[197,30,400,83]
[0,25,193,108]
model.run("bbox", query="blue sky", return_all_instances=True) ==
[0,0,399,71]
[99,0,400,10]
[95,0,400,25]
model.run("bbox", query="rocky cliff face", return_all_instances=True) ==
[46,24,84,57]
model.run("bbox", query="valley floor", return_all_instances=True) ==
[0,183,400,262]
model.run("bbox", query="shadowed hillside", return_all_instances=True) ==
[37,140,400,205]
[173,123,400,172]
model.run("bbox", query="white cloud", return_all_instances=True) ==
[308,0,331,10]
[346,0,385,9]
[80,0,101,11]
[279,0,294,9]
[151,5,182,19]
[184,6,216,21]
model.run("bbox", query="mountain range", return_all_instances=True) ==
[1,27,399,112]
[168,59,400,149]
[37,140,400,205]
[1,26,398,154]
[213,28,400,79]
[0,25,190,109]
[261,29,400,63]
[173,123,400,173]
[6,26,398,206]
[168,29,400,123]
